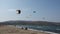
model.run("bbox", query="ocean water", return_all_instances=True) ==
[16,25,60,34]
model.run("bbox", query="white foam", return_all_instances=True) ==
[28,28,59,34]
[44,31,59,34]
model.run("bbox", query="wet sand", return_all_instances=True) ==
[0,25,49,34]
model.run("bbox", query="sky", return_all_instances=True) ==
[0,0,60,22]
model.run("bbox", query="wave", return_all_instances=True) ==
[28,28,59,34]
[16,25,59,34]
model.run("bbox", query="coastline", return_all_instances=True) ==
[0,25,48,34]
[16,25,59,34]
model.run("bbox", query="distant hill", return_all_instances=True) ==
[0,20,60,26]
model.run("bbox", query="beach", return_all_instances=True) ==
[0,25,49,34]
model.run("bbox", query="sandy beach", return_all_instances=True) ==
[0,25,49,34]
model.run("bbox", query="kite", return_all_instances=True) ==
[16,10,21,14]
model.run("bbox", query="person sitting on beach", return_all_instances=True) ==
[25,27,28,30]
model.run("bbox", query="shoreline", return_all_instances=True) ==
[0,25,59,34]
[0,25,48,34]
[16,25,59,34]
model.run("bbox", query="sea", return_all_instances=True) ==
[15,25,60,34]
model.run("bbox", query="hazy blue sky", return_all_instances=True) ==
[0,0,60,22]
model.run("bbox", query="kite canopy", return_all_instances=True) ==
[16,10,21,14]
[33,11,36,13]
